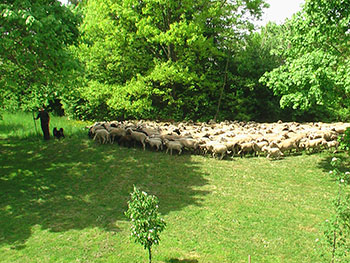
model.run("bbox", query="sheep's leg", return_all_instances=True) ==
[178,148,182,155]
[220,152,224,160]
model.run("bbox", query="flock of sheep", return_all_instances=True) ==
[88,119,350,159]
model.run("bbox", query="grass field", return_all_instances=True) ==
[0,112,347,262]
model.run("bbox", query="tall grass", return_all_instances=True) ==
[0,112,347,262]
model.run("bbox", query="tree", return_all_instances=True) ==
[125,186,166,263]
[224,22,286,121]
[75,0,268,121]
[260,0,350,120]
[0,0,81,111]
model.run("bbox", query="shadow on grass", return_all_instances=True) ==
[0,136,209,248]
[316,152,350,186]
[317,153,350,173]
[166,258,199,263]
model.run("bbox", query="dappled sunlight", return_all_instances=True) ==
[0,136,210,247]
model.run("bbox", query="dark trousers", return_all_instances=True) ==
[41,121,50,140]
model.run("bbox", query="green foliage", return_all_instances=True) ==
[339,128,350,152]
[0,0,81,111]
[227,23,285,122]
[125,186,166,263]
[261,0,350,120]
[321,157,350,262]
[74,0,269,121]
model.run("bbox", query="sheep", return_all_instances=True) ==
[288,133,307,149]
[160,133,182,141]
[237,142,258,157]
[126,128,147,150]
[145,137,163,151]
[262,146,284,159]
[164,139,183,155]
[199,140,219,155]
[176,138,199,153]
[277,138,299,155]
[141,127,160,137]
[93,129,110,144]
[87,119,349,160]
[322,131,338,141]
[108,127,127,143]
[210,143,229,160]
[88,123,107,138]
[323,140,340,152]
[254,141,269,157]
[222,139,240,155]
[299,138,326,153]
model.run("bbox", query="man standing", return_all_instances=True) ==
[35,107,50,140]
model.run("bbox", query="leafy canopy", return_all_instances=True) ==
[0,0,81,111]
[76,0,268,121]
[261,0,350,117]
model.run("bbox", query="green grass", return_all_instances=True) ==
[0,112,347,262]
[0,111,87,140]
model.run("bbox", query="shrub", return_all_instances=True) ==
[125,186,166,263]
[322,157,350,262]
[339,127,350,153]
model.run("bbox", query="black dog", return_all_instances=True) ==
[53,127,65,139]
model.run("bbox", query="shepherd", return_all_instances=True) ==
[34,106,50,140]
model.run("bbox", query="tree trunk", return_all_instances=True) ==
[214,56,229,122]
[148,246,152,263]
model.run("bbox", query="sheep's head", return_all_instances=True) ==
[126,128,133,135]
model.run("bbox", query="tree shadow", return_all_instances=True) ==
[165,258,199,263]
[316,153,350,185]
[317,154,350,174]
[0,137,209,248]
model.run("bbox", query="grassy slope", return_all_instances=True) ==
[0,112,345,262]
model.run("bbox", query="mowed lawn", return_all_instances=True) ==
[0,113,346,262]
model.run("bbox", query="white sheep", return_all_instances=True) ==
[300,138,326,153]
[262,146,284,159]
[126,128,147,150]
[108,127,127,143]
[93,129,110,144]
[210,143,229,160]
[164,139,183,155]
[254,141,269,157]
[145,137,163,151]
[177,138,199,152]
[324,140,340,152]
[237,142,258,157]
[277,138,299,155]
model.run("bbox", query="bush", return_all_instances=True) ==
[339,128,350,153]
[125,186,166,263]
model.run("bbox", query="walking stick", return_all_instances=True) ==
[32,111,39,137]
